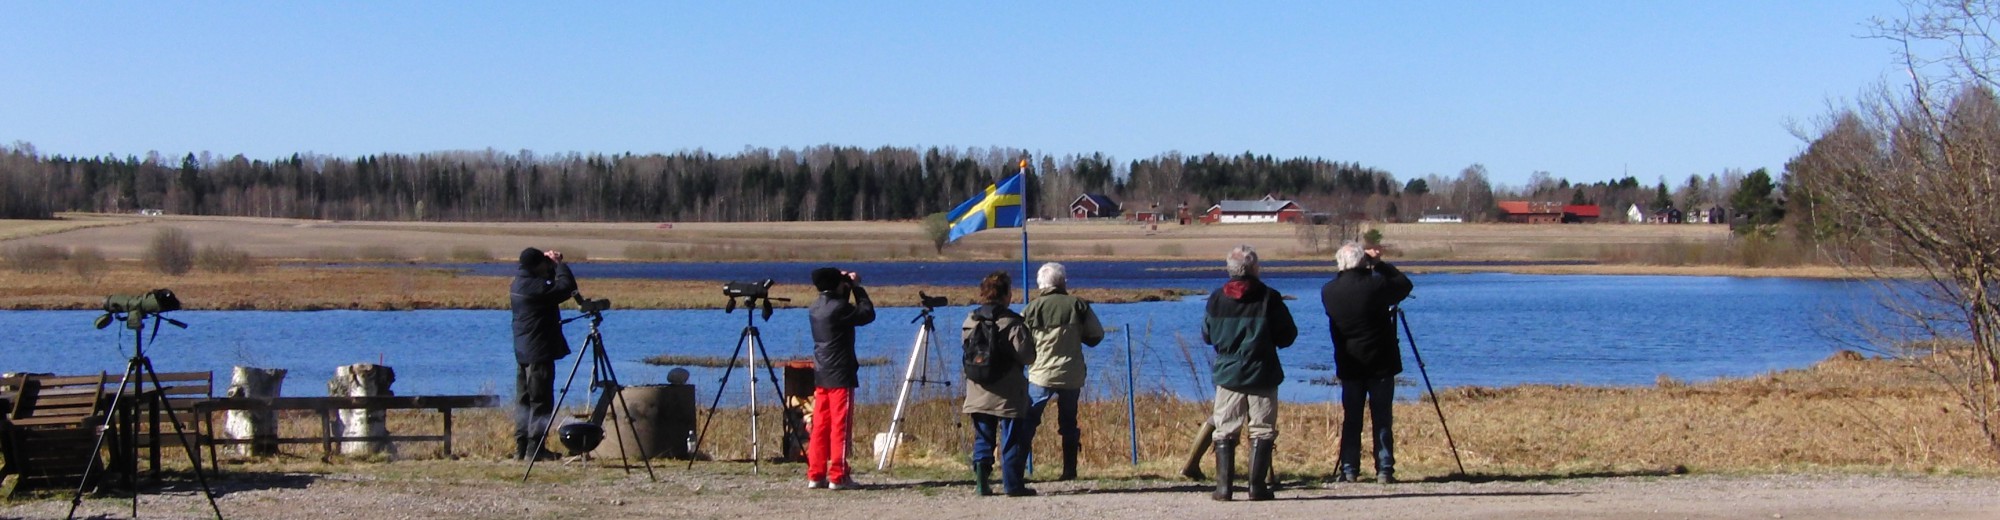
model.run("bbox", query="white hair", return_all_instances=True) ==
[1225,245,1259,278]
[1038,262,1067,289]
[1336,242,1367,271]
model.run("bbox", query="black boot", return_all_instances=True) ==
[1059,440,1079,481]
[973,461,994,496]
[1247,439,1274,501]
[1210,439,1236,501]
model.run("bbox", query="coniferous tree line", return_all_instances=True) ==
[0,140,1738,223]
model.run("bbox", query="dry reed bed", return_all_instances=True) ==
[217,352,1995,480]
[0,264,1195,311]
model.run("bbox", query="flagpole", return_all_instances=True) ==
[1018,159,1031,305]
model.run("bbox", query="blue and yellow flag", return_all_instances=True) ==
[944,173,1025,242]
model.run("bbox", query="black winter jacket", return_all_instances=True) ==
[810,286,876,389]
[510,263,576,365]
[1204,276,1297,390]
[1320,261,1413,380]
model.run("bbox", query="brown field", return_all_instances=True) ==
[2,213,1744,263]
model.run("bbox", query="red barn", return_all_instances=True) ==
[1561,204,1601,224]
[1497,201,1563,224]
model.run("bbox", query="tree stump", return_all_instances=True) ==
[327,363,395,457]
[223,366,287,456]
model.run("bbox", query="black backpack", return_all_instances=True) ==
[963,309,1011,384]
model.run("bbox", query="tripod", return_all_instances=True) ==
[67,312,223,520]
[687,292,794,474]
[1395,307,1465,475]
[876,299,955,470]
[522,308,658,482]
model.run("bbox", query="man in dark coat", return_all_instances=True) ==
[1203,245,1297,501]
[1320,241,1413,483]
[510,247,575,461]
[806,266,875,490]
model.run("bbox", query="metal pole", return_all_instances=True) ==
[1124,326,1138,465]
[1397,307,1465,475]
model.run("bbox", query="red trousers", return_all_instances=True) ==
[806,386,854,482]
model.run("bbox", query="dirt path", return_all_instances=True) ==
[13,466,1996,520]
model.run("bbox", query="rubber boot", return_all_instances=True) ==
[1247,439,1274,501]
[1058,440,1079,481]
[1210,439,1236,501]
[973,461,994,496]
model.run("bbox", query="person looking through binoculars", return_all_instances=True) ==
[510,247,576,461]
[806,267,875,490]
[1320,241,1413,484]
[1021,262,1104,481]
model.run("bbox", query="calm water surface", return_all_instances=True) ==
[0,261,1879,405]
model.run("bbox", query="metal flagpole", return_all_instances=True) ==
[1125,326,1138,465]
[1017,159,1031,305]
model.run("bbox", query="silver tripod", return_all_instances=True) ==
[876,294,955,470]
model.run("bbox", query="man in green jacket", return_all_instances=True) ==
[1203,245,1297,501]
[1022,262,1105,481]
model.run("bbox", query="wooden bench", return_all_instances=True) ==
[194,395,498,463]
[131,371,217,477]
[2,372,109,494]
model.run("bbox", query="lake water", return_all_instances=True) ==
[0,261,1881,405]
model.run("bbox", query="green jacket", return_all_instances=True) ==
[1022,287,1106,389]
[1204,276,1297,390]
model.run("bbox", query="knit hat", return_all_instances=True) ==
[811,267,845,292]
[519,247,547,269]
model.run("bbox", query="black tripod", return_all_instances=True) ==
[68,309,223,520]
[687,288,794,474]
[522,303,657,482]
[1395,307,1466,475]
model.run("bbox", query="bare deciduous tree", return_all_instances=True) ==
[1789,0,2000,457]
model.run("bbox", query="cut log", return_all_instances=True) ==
[327,363,395,457]
[223,366,287,456]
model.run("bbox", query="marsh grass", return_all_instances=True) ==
[168,352,1995,481]
[1598,236,1814,268]
[195,243,257,274]
[0,264,1196,311]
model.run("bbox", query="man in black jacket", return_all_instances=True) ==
[806,267,875,490]
[1320,241,1413,483]
[1203,245,1297,501]
[510,247,575,461]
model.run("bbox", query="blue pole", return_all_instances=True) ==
[1018,161,1031,305]
[1125,325,1137,465]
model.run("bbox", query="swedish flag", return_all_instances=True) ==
[944,173,1025,242]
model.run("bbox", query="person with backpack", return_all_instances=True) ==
[1021,262,1104,481]
[961,270,1038,497]
[1204,245,1297,501]
[807,267,875,490]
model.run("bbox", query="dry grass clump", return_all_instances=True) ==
[67,246,107,284]
[144,227,196,275]
[4,243,67,273]
[196,243,257,274]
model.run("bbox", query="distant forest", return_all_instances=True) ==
[0,142,1735,223]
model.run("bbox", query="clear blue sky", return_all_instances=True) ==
[0,1,1907,188]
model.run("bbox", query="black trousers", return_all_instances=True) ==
[515,360,556,455]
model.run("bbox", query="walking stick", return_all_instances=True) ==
[1396,307,1466,476]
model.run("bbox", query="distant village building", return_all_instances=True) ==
[1497,201,1564,224]
[1417,213,1463,223]
[1689,205,1727,224]
[1627,204,1646,224]
[1203,195,1305,224]
[1651,206,1685,224]
[1068,193,1121,219]
[1561,204,1601,224]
